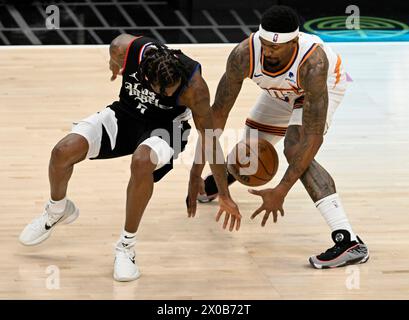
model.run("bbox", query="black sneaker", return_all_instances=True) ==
[197,173,236,203]
[309,230,370,269]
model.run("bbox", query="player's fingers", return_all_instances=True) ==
[215,208,223,222]
[185,196,191,217]
[223,212,230,229]
[228,212,242,231]
[190,191,198,217]
[273,210,278,223]
[261,211,270,227]
[190,199,197,218]
[229,214,236,232]
[188,193,197,217]
[236,215,241,231]
[110,73,117,81]
[279,207,285,217]
[251,206,264,219]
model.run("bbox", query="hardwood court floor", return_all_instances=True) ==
[0,43,409,299]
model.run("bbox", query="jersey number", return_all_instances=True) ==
[136,103,147,114]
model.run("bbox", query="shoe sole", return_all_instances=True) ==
[19,208,79,246]
[197,194,217,203]
[113,271,141,282]
[309,253,370,269]
[62,207,79,225]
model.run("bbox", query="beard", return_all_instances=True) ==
[264,57,280,68]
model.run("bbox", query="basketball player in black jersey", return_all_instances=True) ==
[19,34,241,282]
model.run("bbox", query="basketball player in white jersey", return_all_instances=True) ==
[19,34,241,282]
[191,5,369,268]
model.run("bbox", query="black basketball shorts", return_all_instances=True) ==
[71,101,191,182]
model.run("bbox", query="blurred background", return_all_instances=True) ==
[0,0,408,45]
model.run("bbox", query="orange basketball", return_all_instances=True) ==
[227,138,279,187]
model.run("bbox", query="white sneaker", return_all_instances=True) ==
[113,241,140,282]
[19,199,79,246]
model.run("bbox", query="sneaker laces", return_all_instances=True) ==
[320,243,343,257]
[319,240,358,258]
[115,241,136,261]
[30,203,63,231]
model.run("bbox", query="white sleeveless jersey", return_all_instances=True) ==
[248,31,344,107]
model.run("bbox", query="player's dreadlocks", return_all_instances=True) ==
[138,43,191,96]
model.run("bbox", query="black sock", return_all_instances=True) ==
[204,172,236,196]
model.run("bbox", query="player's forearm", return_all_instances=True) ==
[208,162,230,197]
[211,73,242,131]
[205,131,230,197]
[190,137,206,177]
[198,123,230,197]
[210,108,229,131]
[190,129,229,196]
[278,134,323,194]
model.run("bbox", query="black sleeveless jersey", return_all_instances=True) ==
[118,36,201,124]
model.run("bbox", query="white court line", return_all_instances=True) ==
[1,42,409,50]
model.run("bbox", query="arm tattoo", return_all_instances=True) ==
[211,40,250,129]
[278,47,329,192]
[300,46,329,135]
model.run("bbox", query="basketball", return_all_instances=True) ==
[226,138,279,187]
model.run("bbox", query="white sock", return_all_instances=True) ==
[315,193,357,241]
[48,197,67,213]
[119,229,137,247]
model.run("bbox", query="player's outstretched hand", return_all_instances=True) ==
[248,188,285,226]
[216,196,242,231]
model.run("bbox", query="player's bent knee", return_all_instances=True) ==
[139,136,174,170]
[51,134,88,165]
[130,147,157,176]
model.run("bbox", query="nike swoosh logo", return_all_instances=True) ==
[45,215,64,230]
[124,235,135,239]
[254,73,263,78]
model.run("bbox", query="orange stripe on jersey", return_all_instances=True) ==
[296,43,319,89]
[245,118,287,136]
[299,43,319,67]
[248,33,255,78]
[261,43,299,78]
[122,36,142,70]
[333,55,342,88]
